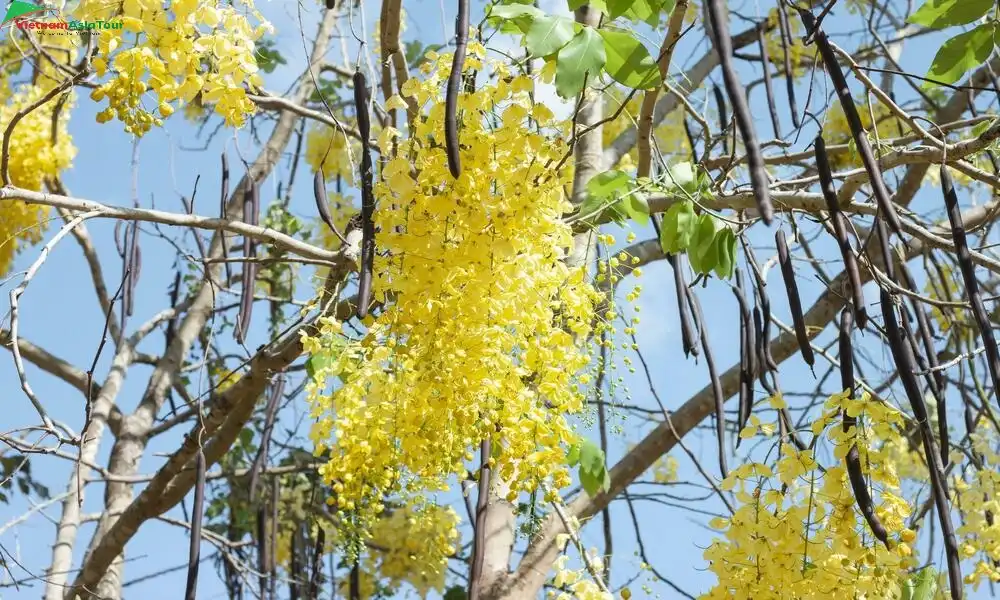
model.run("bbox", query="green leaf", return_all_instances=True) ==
[566,443,581,467]
[972,115,998,138]
[689,214,718,274]
[922,23,996,89]
[659,200,696,254]
[714,226,736,280]
[568,0,607,12]
[607,0,635,19]
[526,15,576,58]
[254,39,286,74]
[443,586,468,600]
[578,439,604,474]
[555,26,606,98]
[598,29,661,90]
[908,0,993,29]
[624,194,650,225]
[579,463,610,497]
[587,169,631,198]
[489,4,544,19]
[663,161,699,194]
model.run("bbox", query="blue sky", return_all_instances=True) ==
[0,0,995,599]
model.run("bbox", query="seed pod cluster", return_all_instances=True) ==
[117,215,141,334]
[838,308,890,547]
[354,70,376,320]
[689,289,727,477]
[668,253,698,358]
[880,289,963,600]
[184,450,206,600]
[776,230,814,368]
[941,165,1000,410]
[744,243,777,372]
[309,526,325,599]
[445,0,469,179]
[756,22,781,139]
[705,0,774,225]
[815,134,867,328]
[798,8,903,237]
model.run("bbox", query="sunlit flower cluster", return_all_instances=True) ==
[305,47,602,537]
[0,84,76,273]
[80,0,270,133]
[701,390,918,599]
[954,415,1000,590]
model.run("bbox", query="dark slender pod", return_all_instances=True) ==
[733,269,756,379]
[705,0,774,225]
[668,253,698,358]
[445,0,469,178]
[776,230,814,368]
[689,289,727,477]
[712,84,729,155]
[236,179,258,345]
[815,134,867,328]
[257,504,270,600]
[839,308,890,547]
[219,153,232,284]
[309,526,325,599]
[756,21,782,139]
[940,165,1000,409]
[744,244,777,372]
[753,306,765,380]
[776,1,800,129]
[899,302,948,464]
[249,375,285,500]
[184,451,206,600]
[314,170,342,239]
[354,71,376,320]
[735,270,753,448]
[881,290,963,600]
[683,118,699,163]
[798,9,903,237]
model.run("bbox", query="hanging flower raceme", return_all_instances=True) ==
[0,84,76,274]
[701,390,919,599]
[304,48,602,539]
[80,0,270,133]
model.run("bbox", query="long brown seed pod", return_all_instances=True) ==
[753,306,766,382]
[776,1,799,129]
[815,134,867,328]
[689,289,727,477]
[236,179,257,345]
[712,84,729,155]
[354,71,376,319]
[734,269,756,379]
[350,563,361,600]
[735,269,753,448]
[184,450,206,600]
[668,253,698,358]
[706,0,774,225]
[839,307,890,547]
[269,477,279,600]
[898,302,948,464]
[881,289,963,599]
[219,153,232,285]
[683,118,699,163]
[309,526,325,599]
[744,243,777,372]
[756,22,781,139]
[257,504,270,600]
[776,230,814,368]
[798,9,903,237]
[289,527,300,600]
[445,0,469,178]
[249,375,285,500]
[941,165,1000,409]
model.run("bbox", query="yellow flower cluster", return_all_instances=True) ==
[81,0,270,133]
[305,48,602,533]
[764,8,808,78]
[0,84,76,274]
[306,122,357,185]
[701,390,918,599]
[954,415,1000,590]
[360,503,459,596]
[548,553,614,600]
